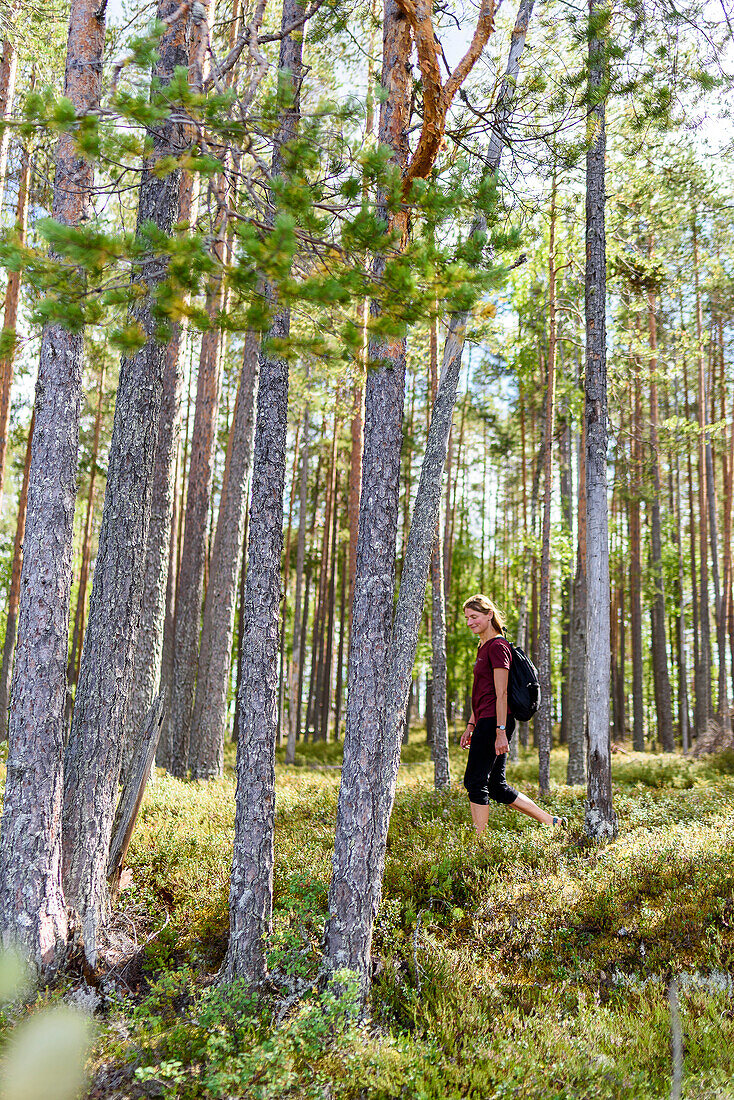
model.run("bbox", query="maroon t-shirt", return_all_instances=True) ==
[472,636,512,720]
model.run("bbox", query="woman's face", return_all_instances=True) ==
[465,607,490,636]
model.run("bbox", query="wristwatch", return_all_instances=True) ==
[497,725,506,731]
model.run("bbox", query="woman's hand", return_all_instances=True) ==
[460,725,474,749]
[495,729,509,755]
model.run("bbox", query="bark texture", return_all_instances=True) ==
[123,326,183,780]
[0,412,33,742]
[189,330,259,778]
[0,0,106,971]
[62,1,189,965]
[222,0,305,985]
[583,3,616,839]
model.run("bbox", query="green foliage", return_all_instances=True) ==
[38,743,727,1099]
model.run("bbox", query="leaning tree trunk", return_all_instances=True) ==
[62,2,189,966]
[325,0,532,983]
[222,0,305,985]
[189,330,259,778]
[583,0,616,839]
[0,0,106,971]
[537,174,557,795]
[647,284,675,751]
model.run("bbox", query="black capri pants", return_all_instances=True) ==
[463,716,518,806]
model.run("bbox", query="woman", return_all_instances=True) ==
[460,594,566,836]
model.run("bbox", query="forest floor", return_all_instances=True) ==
[3,736,734,1099]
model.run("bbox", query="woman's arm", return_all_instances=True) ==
[493,667,509,755]
[460,708,477,749]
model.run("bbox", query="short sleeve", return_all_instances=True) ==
[487,638,511,670]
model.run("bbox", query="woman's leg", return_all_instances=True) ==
[469,802,490,835]
[464,720,493,835]
[508,791,554,825]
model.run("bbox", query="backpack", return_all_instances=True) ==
[504,632,541,721]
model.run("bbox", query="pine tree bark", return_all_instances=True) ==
[222,0,305,985]
[189,331,259,778]
[537,175,557,795]
[67,364,106,699]
[646,285,674,750]
[0,0,106,970]
[0,144,30,501]
[0,411,33,742]
[584,0,616,838]
[62,2,189,965]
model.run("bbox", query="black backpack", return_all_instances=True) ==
[504,632,541,722]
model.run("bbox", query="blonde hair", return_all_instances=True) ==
[462,594,505,633]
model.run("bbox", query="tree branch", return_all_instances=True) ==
[395,0,496,193]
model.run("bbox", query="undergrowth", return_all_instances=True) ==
[3,738,734,1098]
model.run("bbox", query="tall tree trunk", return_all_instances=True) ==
[537,174,557,795]
[0,144,30,501]
[630,352,644,751]
[132,158,202,775]
[647,285,675,750]
[62,2,189,965]
[0,0,106,971]
[189,331,259,778]
[429,313,450,789]
[692,214,711,736]
[584,0,616,839]
[278,419,301,745]
[0,34,18,205]
[323,0,413,980]
[559,411,573,746]
[222,0,305,985]
[320,472,340,741]
[65,361,106,740]
[326,0,533,982]
[0,411,33,742]
[286,405,309,763]
[673,382,690,751]
[567,416,587,783]
[172,219,227,773]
